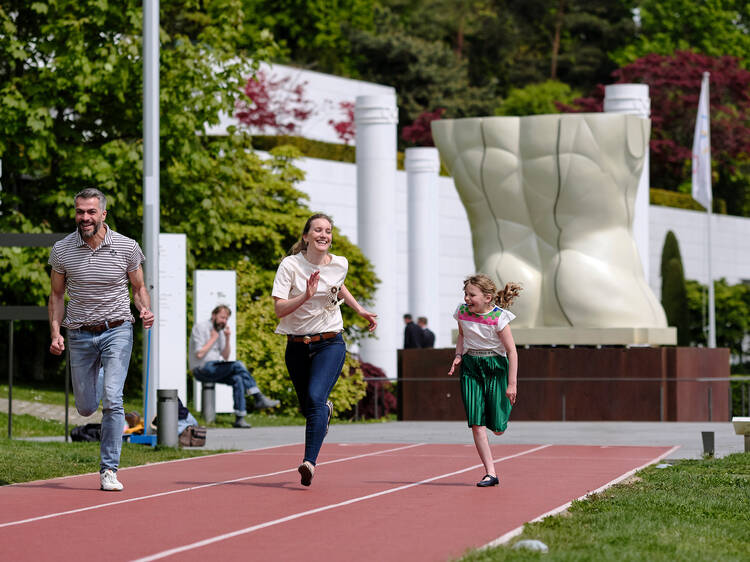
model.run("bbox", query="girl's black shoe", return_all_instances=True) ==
[476,474,499,487]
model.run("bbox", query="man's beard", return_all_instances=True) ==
[78,220,102,239]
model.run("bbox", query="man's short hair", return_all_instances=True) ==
[212,304,232,317]
[417,316,428,325]
[74,188,107,211]
[403,314,413,321]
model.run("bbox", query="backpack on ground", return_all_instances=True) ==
[70,423,102,442]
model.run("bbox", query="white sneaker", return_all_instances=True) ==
[100,469,124,491]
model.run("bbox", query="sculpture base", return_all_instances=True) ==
[513,327,677,346]
[398,347,728,422]
[452,327,677,346]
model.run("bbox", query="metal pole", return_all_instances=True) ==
[702,72,716,349]
[7,320,12,439]
[561,393,566,422]
[143,0,160,433]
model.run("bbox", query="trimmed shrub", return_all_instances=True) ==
[350,361,397,420]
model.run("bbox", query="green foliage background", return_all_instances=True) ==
[0,1,377,408]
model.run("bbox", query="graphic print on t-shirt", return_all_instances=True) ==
[456,304,503,326]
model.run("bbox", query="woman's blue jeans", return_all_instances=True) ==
[285,333,346,465]
[67,322,133,473]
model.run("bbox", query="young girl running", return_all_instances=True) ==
[448,274,521,487]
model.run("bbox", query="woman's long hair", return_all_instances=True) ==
[289,213,334,255]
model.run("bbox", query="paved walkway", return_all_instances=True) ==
[4,398,746,459]
[0,398,101,425]
[204,420,745,460]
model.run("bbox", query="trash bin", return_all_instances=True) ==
[202,382,216,424]
[157,389,178,447]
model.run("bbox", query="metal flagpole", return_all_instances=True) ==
[143,0,160,428]
[707,199,716,348]
[703,72,716,349]
[692,71,715,348]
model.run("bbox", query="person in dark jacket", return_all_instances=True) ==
[418,316,435,348]
[403,314,423,349]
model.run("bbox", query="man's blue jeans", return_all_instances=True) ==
[285,333,346,465]
[193,361,259,416]
[67,322,133,472]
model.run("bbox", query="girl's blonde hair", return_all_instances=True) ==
[289,213,334,255]
[463,274,522,309]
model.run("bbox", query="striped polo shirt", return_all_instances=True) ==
[49,224,145,328]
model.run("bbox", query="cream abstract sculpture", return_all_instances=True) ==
[432,114,673,343]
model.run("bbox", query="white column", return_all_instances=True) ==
[603,84,651,281]
[355,95,398,378]
[406,147,441,346]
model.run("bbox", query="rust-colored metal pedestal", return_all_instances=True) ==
[397,347,729,422]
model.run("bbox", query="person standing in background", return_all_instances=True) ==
[403,313,422,349]
[417,316,435,348]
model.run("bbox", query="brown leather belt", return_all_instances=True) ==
[287,332,339,344]
[80,319,127,333]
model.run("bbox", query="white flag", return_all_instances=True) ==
[691,72,712,211]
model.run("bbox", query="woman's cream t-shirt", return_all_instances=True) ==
[272,252,348,335]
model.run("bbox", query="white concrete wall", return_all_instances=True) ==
[649,206,750,296]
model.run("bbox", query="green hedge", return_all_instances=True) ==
[250,135,452,176]
[650,188,727,214]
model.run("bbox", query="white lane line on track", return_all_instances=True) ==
[481,444,681,549]
[0,443,425,529]
[5,442,304,487]
[132,444,552,562]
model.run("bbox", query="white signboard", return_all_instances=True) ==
[158,234,187,403]
[193,270,236,412]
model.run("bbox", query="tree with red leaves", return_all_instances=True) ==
[235,69,314,135]
[560,51,750,216]
[328,101,356,145]
[401,108,446,147]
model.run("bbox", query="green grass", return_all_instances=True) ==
[0,438,227,485]
[0,412,67,437]
[1,383,144,413]
[459,453,750,562]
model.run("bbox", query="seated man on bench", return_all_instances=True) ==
[189,305,279,428]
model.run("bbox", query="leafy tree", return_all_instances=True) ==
[328,101,355,145]
[401,108,445,146]
[0,1,377,405]
[660,231,690,346]
[612,0,750,69]
[686,278,750,357]
[348,6,498,141]
[561,51,750,216]
[494,80,580,116]
[235,69,314,135]
[239,0,376,76]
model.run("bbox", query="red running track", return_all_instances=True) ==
[0,442,675,561]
